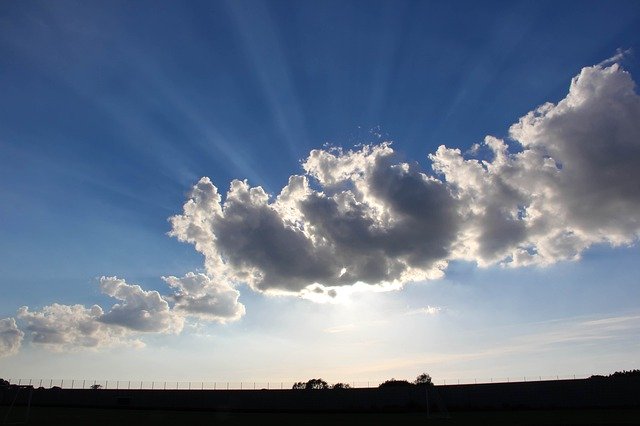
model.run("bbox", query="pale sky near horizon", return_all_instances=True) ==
[1,0,640,385]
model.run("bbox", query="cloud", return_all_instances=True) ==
[17,276,185,351]
[407,306,442,316]
[170,144,459,294]
[17,304,135,351]
[98,276,183,333]
[431,62,640,266]
[170,59,640,295]
[162,272,245,322]
[0,317,23,357]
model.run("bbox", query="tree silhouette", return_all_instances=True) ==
[331,382,351,389]
[292,378,329,389]
[414,373,433,386]
[378,378,413,388]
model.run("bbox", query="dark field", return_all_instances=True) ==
[2,406,640,425]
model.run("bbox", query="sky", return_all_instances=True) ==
[1,0,640,386]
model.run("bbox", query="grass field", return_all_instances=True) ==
[2,406,639,425]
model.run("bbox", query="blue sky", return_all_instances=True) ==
[1,0,640,384]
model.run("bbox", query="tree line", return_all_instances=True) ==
[292,373,433,390]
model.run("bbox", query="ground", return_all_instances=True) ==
[2,407,639,425]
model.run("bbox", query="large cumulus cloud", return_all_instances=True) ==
[431,62,640,266]
[170,143,460,294]
[171,60,640,293]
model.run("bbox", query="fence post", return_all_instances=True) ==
[39,379,43,387]
[227,382,229,390]
[128,381,131,390]
[71,379,74,388]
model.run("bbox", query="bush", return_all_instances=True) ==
[379,379,413,388]
[414,373,433,386]
[292,378,329,390]
[331,382,351,389]
[610,369,640,378]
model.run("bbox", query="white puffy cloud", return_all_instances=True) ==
[162,272,245,322]
[431,62,640,266]
[17,304,133,351]
[17,276,185,351]
[98,276,184,333]
[0,317,23,357]
[170,143,460,294]
[171,59,640,295]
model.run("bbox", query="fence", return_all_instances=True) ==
[4,374,592,390]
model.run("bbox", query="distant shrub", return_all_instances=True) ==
[379,379,413,388]
[292,378,329,390]
[331,382,351,389]
[0,378,9,387]
[609,369,640,378]
[414,373,433,386]
[90,384,103,390]
[589,370,640,380]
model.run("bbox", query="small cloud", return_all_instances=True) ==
[407,306,443,316]
[162,272,245,323]
[0,317,23,357]
[98,276,183,333]
[597,48,631,67]
[17,304,132,352]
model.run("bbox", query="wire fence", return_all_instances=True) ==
[4,374,592,390]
